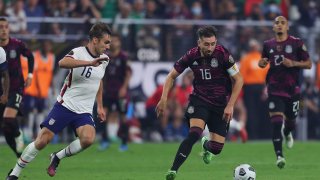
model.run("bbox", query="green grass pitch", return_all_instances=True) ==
[1,141,319,179]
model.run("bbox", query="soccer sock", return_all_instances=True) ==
[56,139,82,159]
[118,122,129,145]
[10,142,39,177]
[2,118,20,155]
[284,119,296,136]
[101,122,109,142]
[170,127,202,171]
[204,141,224,155]
[271,115,283,157]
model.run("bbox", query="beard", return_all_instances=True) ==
[277,32,283,36]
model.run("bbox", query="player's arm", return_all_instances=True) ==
[224,64,244,122]
[119,66,132,98]
[96,80,106,122]
[259,42,269,68]
[282,58,312,69]
[258,58,269,68]
[59,56,109,69]
[156,68,180,117]
[21,44,35,87]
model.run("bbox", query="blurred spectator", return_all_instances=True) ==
[166,71,193,141]
[248,3,265,21]
[24,0,44,34]
[190,1,204,20]
[263,0,282,20]
[0,0,7,16]
[136,0,162,61]
[216,0,237,20]
[240,39,269,139]
[71,0,101,34]
[165,0,193,60]
[113,2,133,52]
[96,0,120,19]
[5,0,28,34]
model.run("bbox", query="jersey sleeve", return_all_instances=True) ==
[261,42,269,59]
[174,52,190,74]
[65,48,80,60]
[223,47,239,76]
[297,40,310,61]
[0,47,7,71]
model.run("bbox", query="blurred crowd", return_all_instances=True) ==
[0,0,319,143]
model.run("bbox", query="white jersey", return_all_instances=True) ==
[57,46,109,114]
[0,47,6,64]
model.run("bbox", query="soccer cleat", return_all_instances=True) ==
[6,169,18,180]
[15,130,25,154]
[119,144,128,152]
[47,153,60,177]
[201,136,213,164]
[239,128,248,143]
[165,170,176,180]
[276,156,286,169]
[281,125,294,149]
[98,141,110,151]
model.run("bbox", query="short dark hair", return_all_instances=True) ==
[0,17,8,22]
[197,26,218,39]
[88,22,112,40]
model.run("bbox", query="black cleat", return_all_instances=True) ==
[6,169,18,180]
[47,153,60,177]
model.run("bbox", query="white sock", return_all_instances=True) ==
[56,139,82,159]
[10,142,39,177]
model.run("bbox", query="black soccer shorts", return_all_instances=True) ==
[268,95,300,120]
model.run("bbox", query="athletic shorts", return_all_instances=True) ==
[268,95,300,120]
[40,102,95,134]
[103,97,127,114]
[23,95,46,113]
[7,92,23,110]
[184,95,229,137]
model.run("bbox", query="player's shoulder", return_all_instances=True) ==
[288,35,304,44]
[185,47,200,58]
[9,37,24,46]
[263,38,276,45]
[0,47,5,54]
[215,44,229,53]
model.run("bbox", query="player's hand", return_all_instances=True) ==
[25,77,32,87]
[156,99,167,118]
[91,57,109,67]
[223,104,234,122]
[97,105,106,123]
[0,94,8,104]
[258,58,268,68]
[282,58,295,68]
[119,86,127,98]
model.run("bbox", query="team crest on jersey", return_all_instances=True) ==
[228,55,234,63]
[49,118,56,125]
[187,106,194,114]
[276,45,282,52]
[9,50,17,58]
[269,102,275,109]
[210,58,218,68]
[285,45,292,53]
[302,44,307,51]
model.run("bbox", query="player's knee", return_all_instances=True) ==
[80,136,95,148]
[187,126,202,141]
[206,141,224,155]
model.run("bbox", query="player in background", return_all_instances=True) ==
[258,16,311,169]
[156,26,243,180]
[0,17,34,157]
[6,22,111,180]
[21,40,56,142]
[99,33,132,151]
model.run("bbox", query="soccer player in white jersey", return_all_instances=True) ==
[6,22,112,180]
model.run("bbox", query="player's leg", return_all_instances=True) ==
[99,100,110,150]
[49,113,96,176]
[268,96,286,168]
[7,127,55,179]
[201,109,227,164]
[118,98,129,151]
[282,97,300,149]
[3,107,23,157]
[166,118,204,180]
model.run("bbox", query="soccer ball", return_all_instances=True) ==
[233,164,256,180]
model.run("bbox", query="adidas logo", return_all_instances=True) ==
[269,49,274,53]
[192,61,198,65]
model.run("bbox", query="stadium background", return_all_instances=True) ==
[1,0,319,143]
